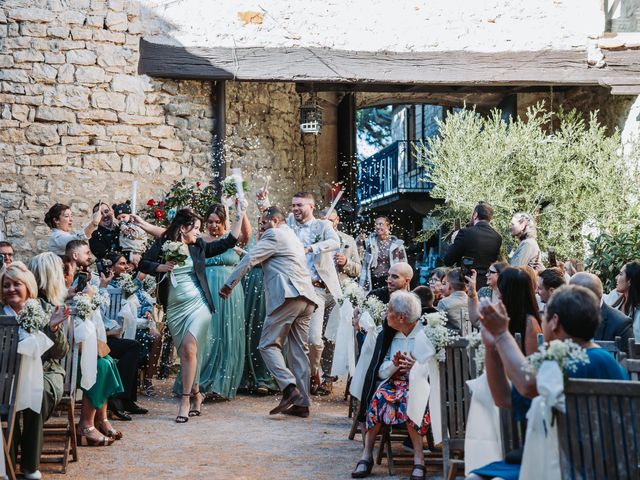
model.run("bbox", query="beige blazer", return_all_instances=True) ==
[224,225,320,315]
[338,231,362,283]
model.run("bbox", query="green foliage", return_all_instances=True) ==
[140,179,218,226]
[585,224,640,291]
[416,103,640,261]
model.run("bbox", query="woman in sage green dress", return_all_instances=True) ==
[192,204,251,399]
[139,206,246,423]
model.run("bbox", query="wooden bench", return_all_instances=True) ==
[557,378,640,479]
[0,315,21,480]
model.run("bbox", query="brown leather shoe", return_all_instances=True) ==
[269,385,302,415]
[282,405,310,418]
[310,373,321,395]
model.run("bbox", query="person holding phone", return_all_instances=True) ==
[443,202,502,290]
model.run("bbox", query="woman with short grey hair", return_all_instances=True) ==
[352,290,428,480]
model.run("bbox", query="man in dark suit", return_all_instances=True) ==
[570,272,633,352]
[444,202,502,289]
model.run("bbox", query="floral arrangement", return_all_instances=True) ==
[467,331,485,375]
[141,179,218,226]
[339,280,365,308]
[91,290,110,311]
[142,275,157,294]
[162,241,189,266]
[74,293,95,321]
[524,339,590,377]
[362,296,386,326]
[221,175,249,198]
[116,273,138,298]
[16,299,49,334]
[422,311,460,362]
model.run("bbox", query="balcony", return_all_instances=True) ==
[357,140,434,211]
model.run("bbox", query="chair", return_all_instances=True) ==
[621,358,640,381]
[594,337,623,361]
[556,378,640,480]
[0,316,21,480]
[440,338,475,480]
[628,338,640,359]
[41,319,79,473]
[104,287,123,322]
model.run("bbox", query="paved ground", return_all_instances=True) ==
[52,378,426,480]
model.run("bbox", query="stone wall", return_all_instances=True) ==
[0,1,338,257]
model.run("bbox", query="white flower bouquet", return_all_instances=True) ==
[116,273,138,298]
[91,290,110,311]
[339,280,365,308]
[467,331,485,375]
[221,175,249,198]
[17,299,49,334]
[525,339,590,377]
[161,240,189,266]
[142,275,156,294]
[74,293,94,321]
[421,311,459,362]
[362,296,386,326]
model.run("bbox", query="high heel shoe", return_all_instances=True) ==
[95,418,123,440]
[176,393,191,423]
[77,425,115,446]
[189,390,204,417]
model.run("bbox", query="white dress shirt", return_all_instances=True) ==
[291,218,322,282]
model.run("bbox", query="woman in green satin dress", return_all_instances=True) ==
[139,207,246,423]
[192,204,251,399]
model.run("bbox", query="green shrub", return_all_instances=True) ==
[585,224,640,291]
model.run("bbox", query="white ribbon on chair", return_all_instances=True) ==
[519,360,564,480]
[74,317,98,390]
[0,424,5,479]
[464,372,503,474]
[349,312,380,401]
[15,329,54,413]
[118,295,140,340]
[330,299,356,378]
[407,330,444,444]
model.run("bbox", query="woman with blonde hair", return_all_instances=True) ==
[508,213,541,269]
[1,262,69,479]
[28,252,67,306]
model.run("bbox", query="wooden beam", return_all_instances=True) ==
[139,39,640,88]
[295,83,571,94]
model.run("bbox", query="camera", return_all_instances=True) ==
[548,248,557,267]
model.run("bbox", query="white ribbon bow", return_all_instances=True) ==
[330,299,356,378]
[74,317,98,390]
[519,360,565,480]
[119,295,141,340]
[464,372,503,474]
[349,318,381,401]
[407,330,444,443]
[16,330,54,413]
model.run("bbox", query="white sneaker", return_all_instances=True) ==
[23,470,42,480]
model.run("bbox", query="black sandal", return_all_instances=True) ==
[189,391,204,417]
[176,393,191,423]
[351,459,373,478]
[410,464,425,480]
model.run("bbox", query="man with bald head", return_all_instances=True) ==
[367,262,414,304]
[570,272,633,350]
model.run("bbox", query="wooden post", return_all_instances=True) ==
[212,80,226,196]
[337,93,356,203]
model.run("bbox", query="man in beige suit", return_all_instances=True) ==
[221,206,319,418]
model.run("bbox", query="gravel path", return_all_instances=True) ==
[53,378,413,480]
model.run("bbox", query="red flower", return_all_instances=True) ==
[158,201,165,207]
[196,182,202,187]
[147,199,156,207]
[154,208,165,219]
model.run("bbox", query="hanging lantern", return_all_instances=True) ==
[299,93,323,134]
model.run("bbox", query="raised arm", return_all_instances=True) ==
[131,214,166,238]
[84,207,102,238]
[466,270,481,328]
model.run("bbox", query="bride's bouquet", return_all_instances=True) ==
[162,240,189,266]
[221,174,249,199]
[524,339,589,378]
[116,273,138,298]
[421,311,459,362]
[17,299,49,334]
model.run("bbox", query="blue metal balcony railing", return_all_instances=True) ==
[357,140,433,206]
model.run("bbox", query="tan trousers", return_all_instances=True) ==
[259,297,315,407]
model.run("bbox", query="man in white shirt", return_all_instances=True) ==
[287,192,342,394]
